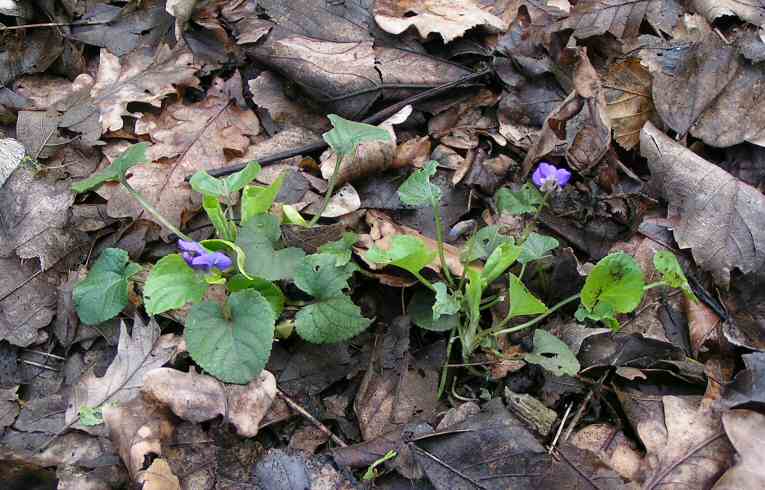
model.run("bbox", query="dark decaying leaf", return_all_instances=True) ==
[641,122,765,286]
[577,332,685,371]
[720,352,765,408]
[0,258,57,348]
[253,449,359,489]
[557,0,654,40]
[0,29,64,85]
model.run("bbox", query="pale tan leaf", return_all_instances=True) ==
[714,410,765,489]
[98,94,260,236]
[604,59,655,150]
[373,0,507,43]
[690,0,765,27]
[91,45,200,133]
[139,458,180,490]
[640,122,765,286]
[65,316,181,433]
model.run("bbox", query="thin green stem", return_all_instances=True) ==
[437,327,459,398]
[432,198,455,288]
[308,153,345,227]
[643,281,668,291]
[412,271,436,291]
[485,293,580,339]
[480,296,503,310]
[122,179,192,241]
[521,191,551,240]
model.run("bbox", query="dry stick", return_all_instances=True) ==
[412,445,488,490]
[197,68,493,180]
[562,371,609,442]
[276,388,347,448]
[0,20,108,31]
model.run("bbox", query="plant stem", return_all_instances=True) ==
[521,191,551,240]
[483,293,581,339]
[480,296,503,310]
[643,281,668,291]
[308,153,344,227]
[437,327,459,398]
[122,179,192,241]
[432,198,455,288]
[412,271,436,291]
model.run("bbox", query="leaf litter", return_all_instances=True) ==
[3,0,765,488]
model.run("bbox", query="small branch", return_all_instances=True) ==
[277,388,347,448]
[0,20,109,31]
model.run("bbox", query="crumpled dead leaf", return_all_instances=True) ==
[557,0,655,40]
[65,316,180,433]
[103,395,175,481]
[97,93,259,236]
[138,458,180,490]
[0,137,24,188]
[641,122,765,286]
[0,167,86,270]
[142,367,277,437]
[373,0,507,43]
[713,410,765,489]
[690,0,765,27]
[248,71,330,132]
[604,59,656,150]
[0,257,57,347]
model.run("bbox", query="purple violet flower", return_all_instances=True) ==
[532,162,571,192]
[177,239,232,271]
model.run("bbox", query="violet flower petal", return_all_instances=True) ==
[181,252,195,267]
[555,168,572,187]
[178,239,206,256]
[191,252,232,271]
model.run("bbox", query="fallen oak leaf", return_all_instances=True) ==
[640,122,765,287]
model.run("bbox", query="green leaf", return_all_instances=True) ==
[461,225,513,263]
[365,235,436,277]
[295,295,372,343]
[226,274,285,316]
[78,405,104,426]
[323,114,391,157]
[318,232,359,267]
[74,248,142,325]
[202,194,237,241]
[495,183,544,215]
[282,204,309,227]
[224,160,261,194]
[409,288,460,332]
[71,143,149,193]
[185,289,275,384]
[190,161,261,198]
[433,282,460,320]
[236,214,306,281]
[241,172,285,223]
[507,273,548,318]
[465,267,483,325]
[579,252,645,329]
[524,329,580,377]
[481,242,522,285]
[143,254,208,315]
[575,302,619,330]
[294,254,355,300]
[653,251,698,302]
[518,233,559,265]
[397,160,442,206]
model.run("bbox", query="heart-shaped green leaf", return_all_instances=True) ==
[461,225,513,263]
[409,288,460,332]
[365,235,436,277]
[236,214,305,281]
[185,289,275,384]
[294,253,355,299]
[143,254,208,315]
[524,329,580,376]
[295,296,372,343]
[71,143,149,193]
[433,282,460,320]
[495,183,544,215]
[241,172,285,223]
[318,232,359,267]
[518,233,559,265]
[653,251,697,302]
[579,252,645,329]
[323,114,391,157]
[74,248,142,325]
[397,160,442,206]
[226,275,285,316]
[190,160,261,198]
[507,273,548,318]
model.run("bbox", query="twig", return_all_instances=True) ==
[197,68,493,180]
[23,349,66,361]
[562,371,608,441]
[21,360,59,372]
[412,445,488,490]
[0,20,109,31]
[548,402,573,454]
[644,431,726,490]
[277,388,347,448]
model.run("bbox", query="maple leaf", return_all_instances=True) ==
[97,94,260,235]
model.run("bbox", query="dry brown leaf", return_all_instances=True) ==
[557,0,654,40]
[142,367,277,437]
[393,136,431,169]
[248,71,329,132]
[604,59,655,150]
[0,137,24,192]
[65,316,180,434]
[91,45,200,133]
[572,423,642,481]
[714,410,765,489]
[373,0,507,43]
[98,94,260,236]
[640,122,765,287]
[0,257,57,347]
[103,395,175,480]
[138,458,180,490]
[358,210,464,276]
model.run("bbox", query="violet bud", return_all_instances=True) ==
[531,162,571,192]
